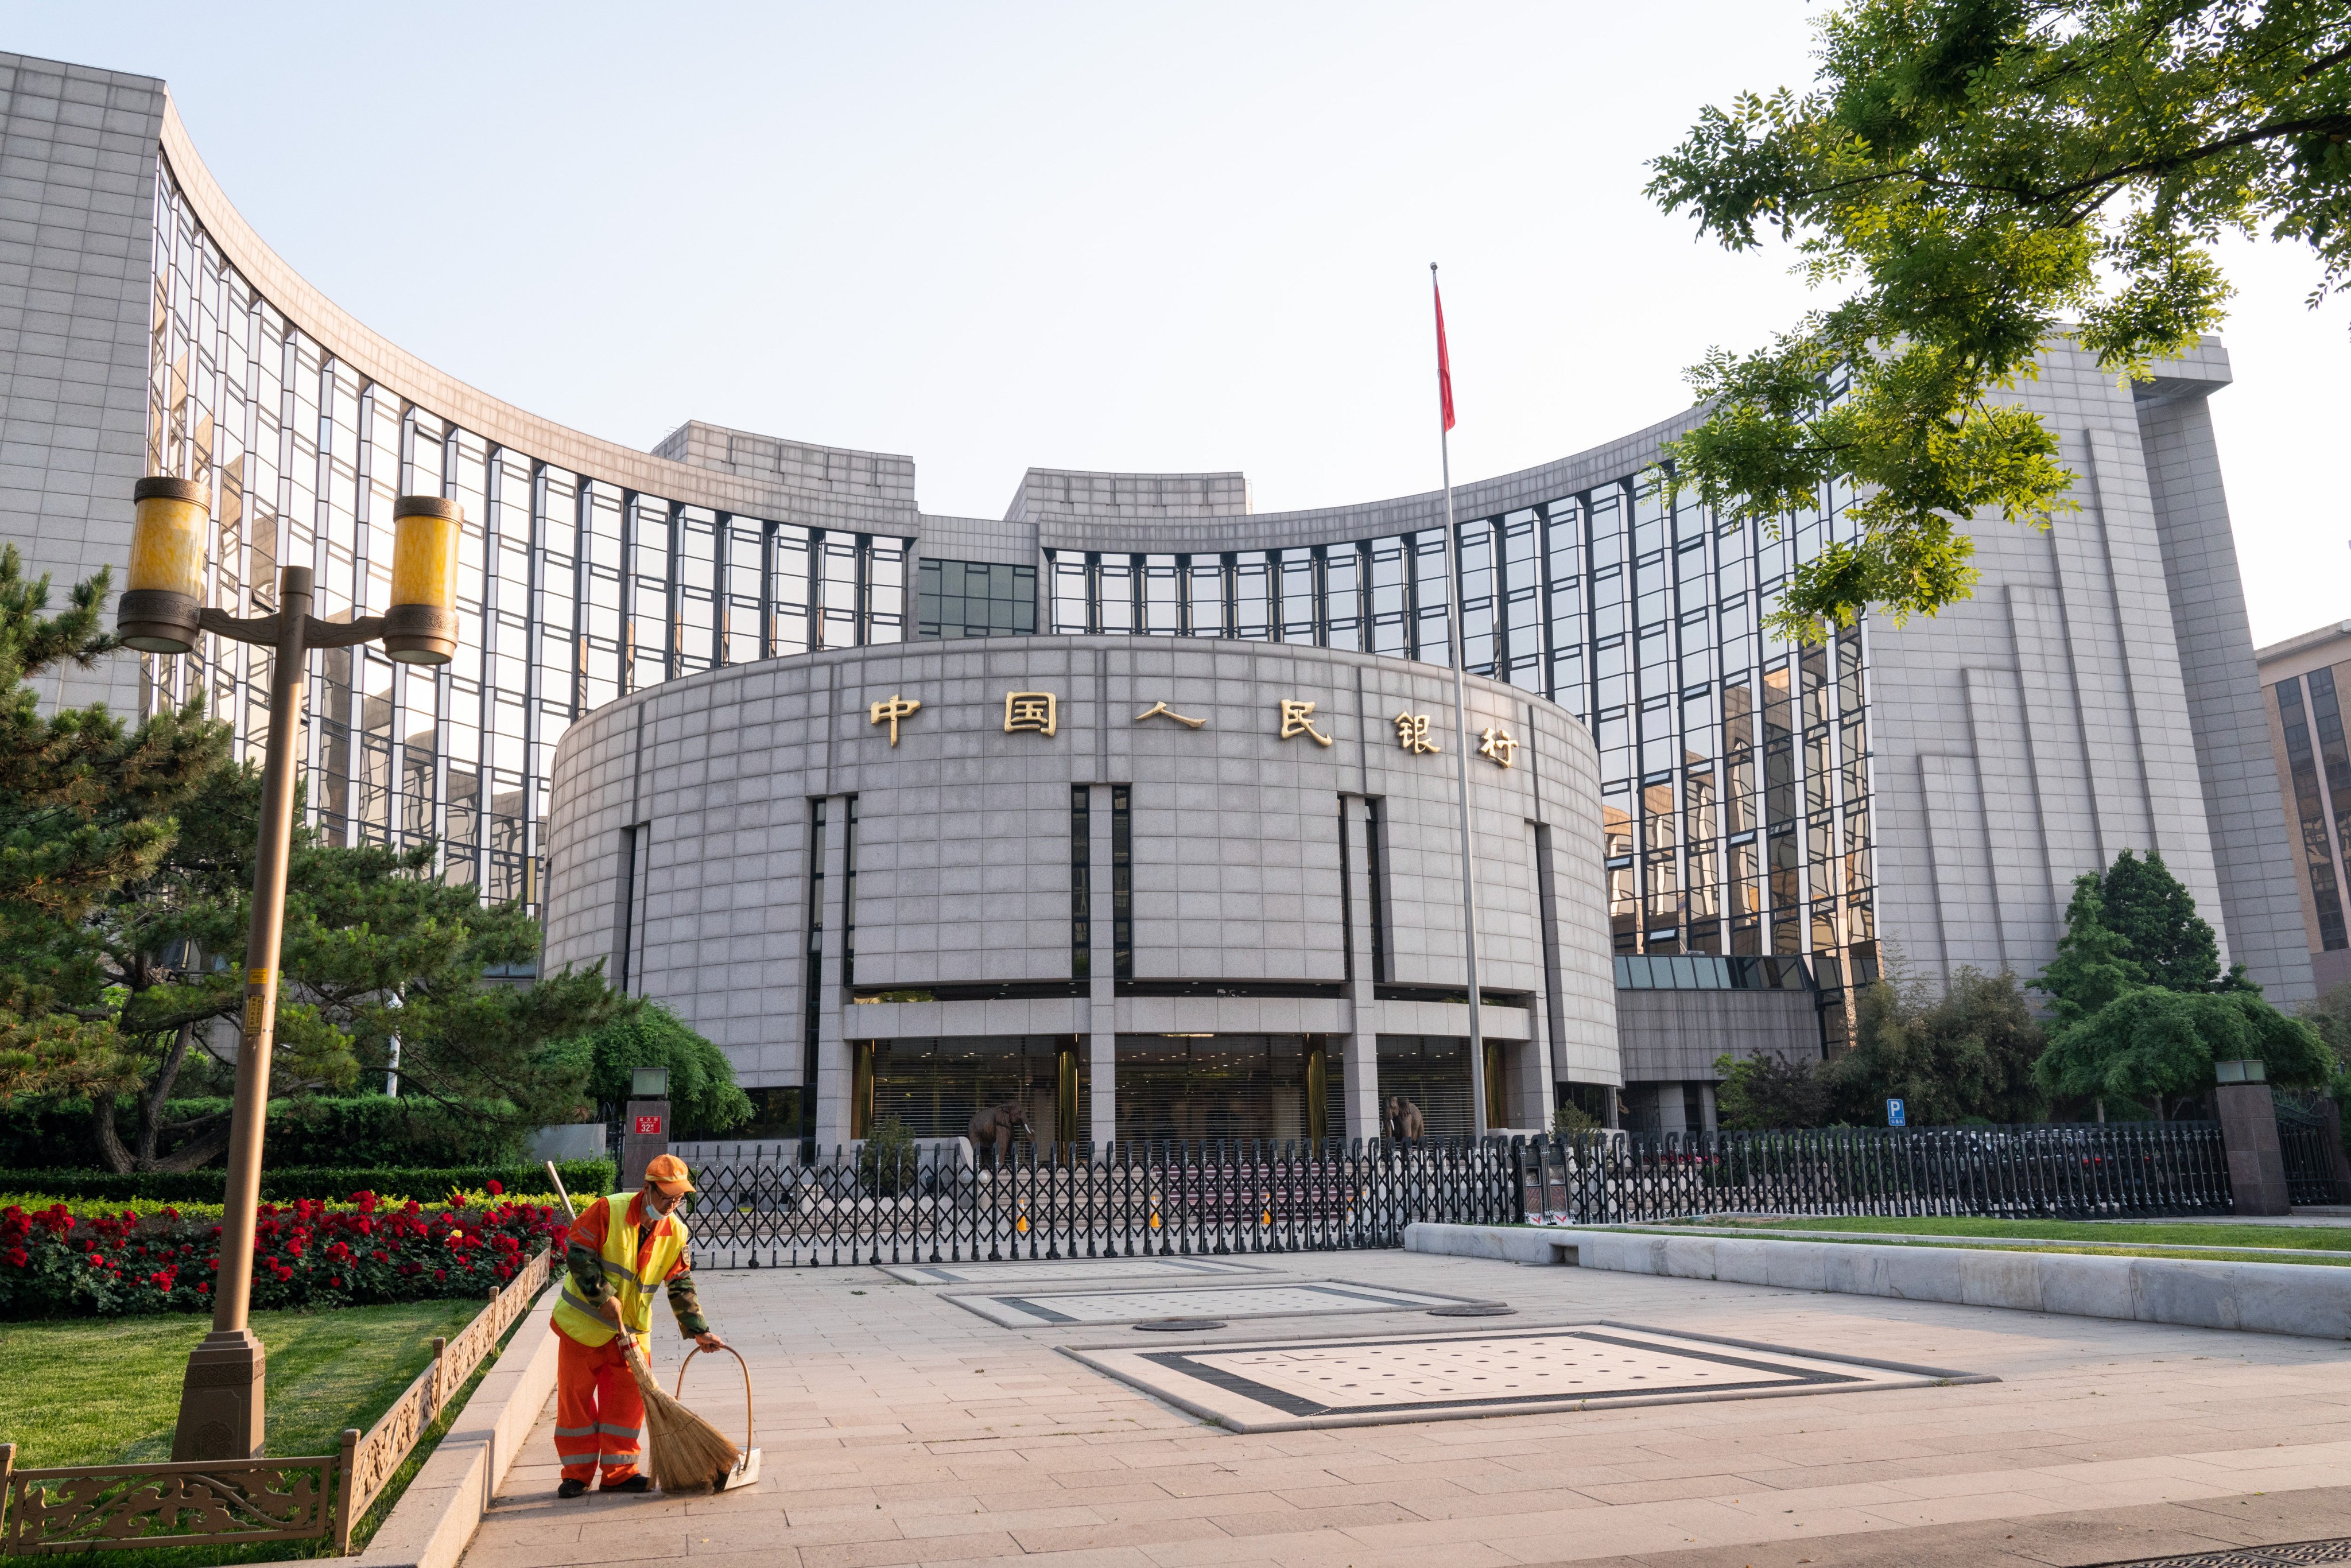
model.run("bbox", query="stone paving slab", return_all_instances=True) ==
[463,1248,2351,1568]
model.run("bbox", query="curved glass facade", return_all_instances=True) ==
[141,162,907,911]
[1044,476,1878,1043]
[135,141,1872,1041]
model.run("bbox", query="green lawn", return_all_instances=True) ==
[0,1301,481,1469]
[1692,1215,2351,1251]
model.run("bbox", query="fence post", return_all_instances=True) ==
[333,1425,360,1555]
[2214,1062,2291,1215]
[2,1441,15,1554]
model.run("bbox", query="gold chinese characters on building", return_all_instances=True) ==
[868,693,920,746]
[1277,699,1332,746]
[1004,690,1058,736]
[1134,701,1205,728]
[1394,712,1438,754]
[1478,726,1519,767]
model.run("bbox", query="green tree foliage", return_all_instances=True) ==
[537,1004,751,1138]
[90,809,629,1171]
[1647,1,2351,639]
[2299,978,2351,1069]
[1832,965,2047,1124]
[2036,872,2144,1026]
[2036,985,2332,1113]
[1713,1049,1830,1130]
[2035,850,2326,1115]
[2098,848,2244,990]
[0,549,226,1108]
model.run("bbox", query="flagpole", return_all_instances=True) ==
[1431,262,1489,1140]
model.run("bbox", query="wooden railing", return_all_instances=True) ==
[1,1245,553,1557]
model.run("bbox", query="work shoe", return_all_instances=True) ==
[556,1479,587,1500]
[604,1474,651,1493]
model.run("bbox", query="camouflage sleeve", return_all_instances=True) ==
[665,1253,709,1338]
[567,1238,610,1304]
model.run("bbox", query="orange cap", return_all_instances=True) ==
[643,1154,695,1193]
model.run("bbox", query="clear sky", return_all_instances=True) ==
[18,2,2346,645]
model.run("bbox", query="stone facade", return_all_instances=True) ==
[541,636,1615,1144]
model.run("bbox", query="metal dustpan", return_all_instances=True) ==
[674,1343,760,1492]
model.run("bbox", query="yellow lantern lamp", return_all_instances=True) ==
[118,475,210,654]
[385,496,461,665]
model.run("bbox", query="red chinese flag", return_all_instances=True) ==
[1433,275,1456,432]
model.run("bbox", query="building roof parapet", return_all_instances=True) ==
[2255,620,2351,669]
[651,420,915,510]
[1004,468,1252,525]
[1029,406,1702,556]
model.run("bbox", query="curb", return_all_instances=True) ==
[1403,1222,2351,1339]
[351,1290,562,1568]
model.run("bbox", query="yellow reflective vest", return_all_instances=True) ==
[550,1194,688,1351]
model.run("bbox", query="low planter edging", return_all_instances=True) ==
[1402,1222,2351,1339]
[352,1290,562,1568]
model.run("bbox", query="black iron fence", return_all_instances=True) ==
[1519,1122,2234,1226]
[678,1120,2238,1268]
[2275,1096,2349,1206]
[681,1139,1518,1267]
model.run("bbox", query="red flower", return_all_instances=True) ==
[486,1179,504,1196]
[198,1282,210,1292]
[327,1276,342,1288]
[3,1247,26,1268]
[433,1269,446,1283]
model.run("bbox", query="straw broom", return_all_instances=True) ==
[548,1162,742,1493]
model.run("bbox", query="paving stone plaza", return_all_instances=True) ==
[469,1251,2351,1568]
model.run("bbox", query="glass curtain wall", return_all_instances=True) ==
[141,160,908,917]
[1046,479,1877,1046]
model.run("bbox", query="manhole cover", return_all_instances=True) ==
[1134,1318,1227,1332]
[1427,1304,1515,1317]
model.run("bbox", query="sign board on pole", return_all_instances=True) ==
[633,1114,663,1136]
[1887,1098,1906,1128]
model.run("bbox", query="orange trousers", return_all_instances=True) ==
[553,1326,645,1484]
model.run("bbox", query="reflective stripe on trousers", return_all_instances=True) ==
[553,1322,645,1484]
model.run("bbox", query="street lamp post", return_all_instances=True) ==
[121,479,460,1461]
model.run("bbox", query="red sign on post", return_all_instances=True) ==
[633,1114,662,1135]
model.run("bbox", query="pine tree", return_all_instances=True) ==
[2035,874,2142,1027]
[0,548,227,1107]
[2098,849,2229,992]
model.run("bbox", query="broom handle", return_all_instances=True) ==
[545,1160,577,1224]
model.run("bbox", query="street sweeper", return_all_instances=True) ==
[549,1153,726,1497]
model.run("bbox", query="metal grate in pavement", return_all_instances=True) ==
[2101,1541,2351,1567]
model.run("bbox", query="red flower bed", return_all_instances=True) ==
[0,1191,566,1319]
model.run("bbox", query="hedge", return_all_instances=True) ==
[0,1161,614,1205]
[1,1193,569,1319]
[0,1095,540,1170]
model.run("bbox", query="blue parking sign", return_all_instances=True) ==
[1887,1097,1906,1127]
